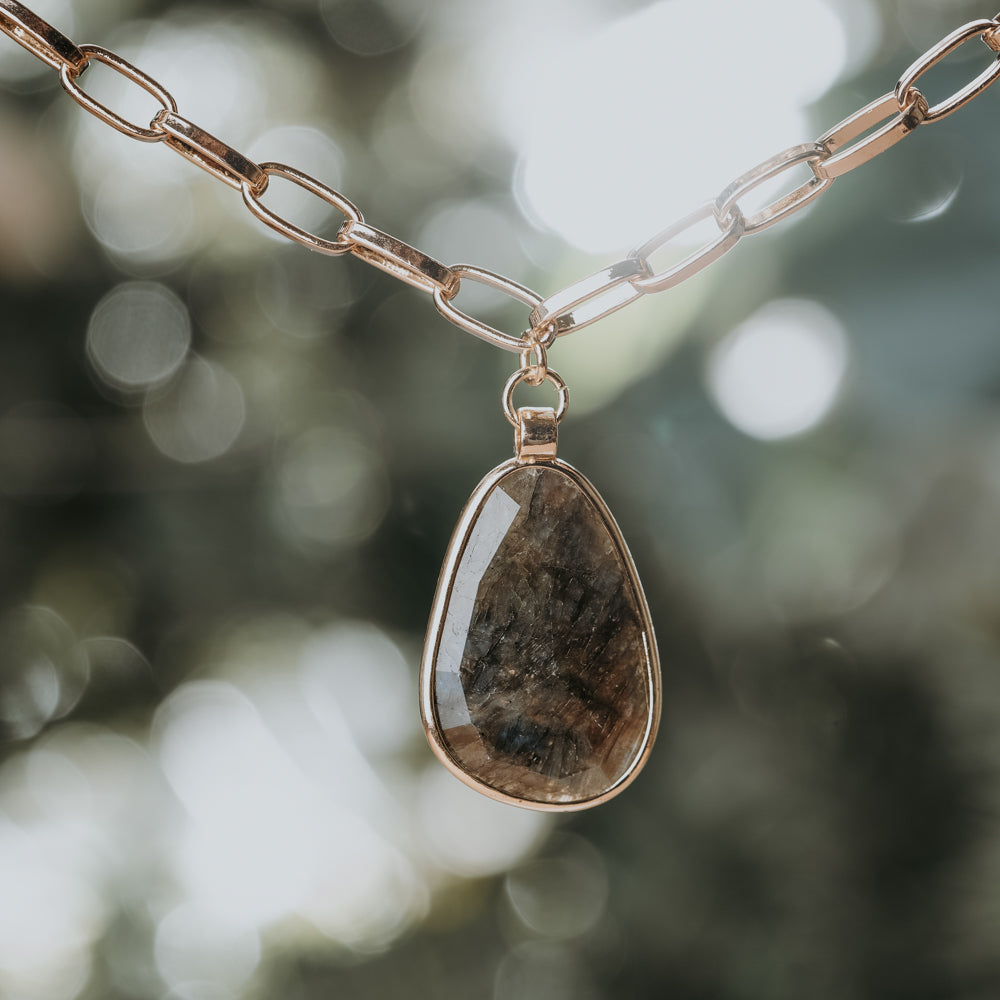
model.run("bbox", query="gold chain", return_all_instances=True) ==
[3,0,1000,353]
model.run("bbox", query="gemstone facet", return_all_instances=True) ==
[421,458,659,810]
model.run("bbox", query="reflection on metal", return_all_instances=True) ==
[0,1,999,996]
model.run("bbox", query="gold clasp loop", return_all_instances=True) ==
[502,367,569,427]
[518,335,548,387]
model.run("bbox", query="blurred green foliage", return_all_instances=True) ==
[3,1,1000,998]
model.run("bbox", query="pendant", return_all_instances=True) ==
[421,362,660,811]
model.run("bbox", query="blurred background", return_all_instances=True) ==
[2,0,1000,997]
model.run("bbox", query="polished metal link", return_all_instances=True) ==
[895,17,1000,123]
[433,265,545,352]
[151,111,267,193]
[344,221,459,296]
[715,142,832,235]
[630,202,745,294]
[242,163,361,256]
[3,3,1000,354]
[813,92,926,181]
[0,0,85,71]
[529,258,651,339]
[59,45,178,142]
[519,336,548,386]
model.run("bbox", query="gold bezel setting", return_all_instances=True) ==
[420,457,661,812]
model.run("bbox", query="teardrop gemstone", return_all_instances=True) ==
[421,458,659,810]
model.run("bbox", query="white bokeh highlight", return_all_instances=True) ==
[424,0,853,253]
[706,299,849,440]
[143,356,245,463]
[87,282,191,391]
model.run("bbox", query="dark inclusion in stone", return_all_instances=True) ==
[427,462,655,806]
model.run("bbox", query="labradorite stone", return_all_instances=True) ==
[430,462,654,805]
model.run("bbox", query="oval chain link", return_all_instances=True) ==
[433,264,546,352]
[813,91,926,180]
[528,258,651,340]
[3,5,1000,351]
[714,142,832,235]
[895,17,1000,123]
[243,163,362,256]
[59,45,178,142]
[629,202,745,294]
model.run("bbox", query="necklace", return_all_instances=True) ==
[2,0,999,812]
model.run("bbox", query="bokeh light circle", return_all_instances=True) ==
[143,357,245,462]
[706,299,848,440]
[87,282,191,391]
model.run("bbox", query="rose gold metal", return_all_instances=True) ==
[10,0,1000,813]
[0,0,85,71]
[519,337,548,387]
[59,44,177,142]
[715,142,832,235]
[432,264,544,352]
[343,220,458,296]
[502,367,569,427]
[1,0,998,364]
[529,257,652,338]
[420,455,660,812]
[813,92,926,181]
[242,162,362,256]
[515,407,558,461]
[895,18,1000,123]
[151,110,266,193]
[630,201,745,294]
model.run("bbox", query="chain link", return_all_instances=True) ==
[2,1,1000,353]
[60,44,178,142]
[628,202,745,294]
[0,0,83,71]
[714,142,832,235]
[895,17,1000,123]
[344,221,459,297]
[433,265,545,351]
[242,163,361,256]
[529,258,651,339]
[152,111,267,193]
[812,92,926,181]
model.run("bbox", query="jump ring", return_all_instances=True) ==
[519,336,548,387]
[502,368,569,426]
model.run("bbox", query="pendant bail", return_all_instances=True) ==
[502,365,569,463]
[515,406,558,461]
